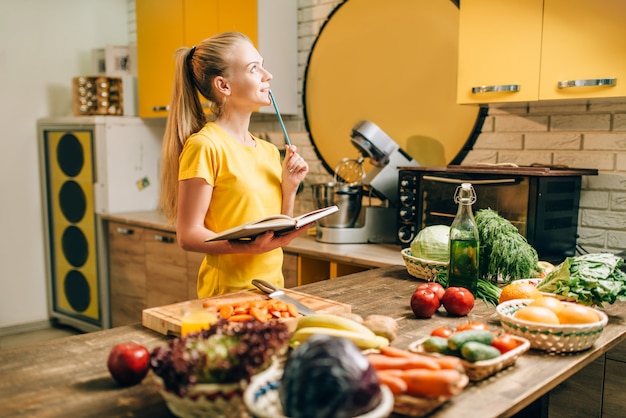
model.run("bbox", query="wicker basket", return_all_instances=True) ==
[243,365,395,418]
[496,299,608,353]
[401,248,448,281]
[408,335,531,382]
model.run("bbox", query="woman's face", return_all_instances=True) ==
[224,41,273,110]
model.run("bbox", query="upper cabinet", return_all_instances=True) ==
[136,0,297,118]
[457,0,626,104]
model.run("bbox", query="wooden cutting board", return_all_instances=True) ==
[142,289,351,336]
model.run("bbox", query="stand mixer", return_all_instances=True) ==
[313,120,419,244]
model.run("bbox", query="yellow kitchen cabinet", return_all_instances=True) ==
[284,252,370,286]
[458,0,626,104]
[108,222,146,327]
[136,0,297,118]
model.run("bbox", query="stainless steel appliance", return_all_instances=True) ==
[38,116,164,331]
[396,165,598,263]
[314,121,418,244]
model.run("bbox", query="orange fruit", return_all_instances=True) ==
[528,296,564,314]
[499,281,542,304]
[556,304,600,324]
[513,306,560,325]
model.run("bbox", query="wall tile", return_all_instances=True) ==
[472,133,522,149]
[525,132,581,150]
[607,231,626,251]
[611,192,626,211]
[614,114,626,131]
[579,190,610,209]
[581,210,626,229]
[576,226,607,247]
[551,114,611,131]
[553,152,614,170]
[583,133,626,150]
[494,115,548,132]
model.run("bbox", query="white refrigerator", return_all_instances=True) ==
[37,116,165,331]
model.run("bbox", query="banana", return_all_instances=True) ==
[295,313,376,338]
[290,326,390,350]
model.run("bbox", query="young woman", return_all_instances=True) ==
[159,32,309,297]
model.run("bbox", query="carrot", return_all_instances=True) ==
[286,303,299,317]
[376,370,408,396]
[367,353,440,371]
[228,314,254,322]
[401,368,467,398]
[219,304,234,319]
[379,345,464,372]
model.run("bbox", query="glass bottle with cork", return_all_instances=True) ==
[448,182,479,294]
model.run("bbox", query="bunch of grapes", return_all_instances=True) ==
[150,318,290,396]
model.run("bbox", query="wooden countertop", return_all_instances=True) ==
[1,266,624,417]
[101,210,404,268]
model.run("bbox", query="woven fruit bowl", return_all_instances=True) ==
[401,248,448,281]
[496,299,608,353]
[408,335,530,382]
[243,364,395,418]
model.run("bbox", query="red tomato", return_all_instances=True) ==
[417,282,445,302]
[491,333,520,354]
[456,321,489,332]
[430,326,454,338]
[441,287,475,316]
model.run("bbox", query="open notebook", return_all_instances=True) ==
[205,205,339,241]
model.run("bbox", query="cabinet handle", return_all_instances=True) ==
[557,78,616,89]
[471,84,520,94]
[154,234,175,243]
[116,227,134,235]
[152,105,169,112]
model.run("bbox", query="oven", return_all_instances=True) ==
[396,165,598,264]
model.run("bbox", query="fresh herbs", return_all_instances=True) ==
[435,270,501,307]
[536,253,626,307]
[150,318,290,396]
[475,209,539,283]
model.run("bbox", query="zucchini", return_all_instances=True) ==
[422,336,458,355]
[460,341,501,362]
[447,330,494,351]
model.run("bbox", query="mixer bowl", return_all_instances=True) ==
[312,182,363,228]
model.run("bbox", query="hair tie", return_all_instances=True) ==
[188,45,197,61]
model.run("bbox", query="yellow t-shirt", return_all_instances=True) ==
[178,122,284,297]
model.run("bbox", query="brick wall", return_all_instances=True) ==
[257,0,626,255]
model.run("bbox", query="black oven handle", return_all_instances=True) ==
[422,175,518,185]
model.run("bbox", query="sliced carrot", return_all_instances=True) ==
[250,307,268,322]
[219,304,234,319]
[367,353,441,371]
[377,370,408,396]
[286,303,299,317]
[401,368,466,398]
[228,314,254,322]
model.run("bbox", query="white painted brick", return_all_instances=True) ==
[616,153,626,171]
[460,150,498,165]
[614,114,626,131]
[480,115,495,133]
[588,101,626,113]
[524,132,581,150]
[584,173,626,190]
[611,192,626,211]
[576,226,607,247]
[581,209,626,229]
[553,152,614,170]
[494,115,548,132]
[473,133,522,149]
[529,101,587,114]
[550,114,610,131]
[497,151,552,166]
[583,133,626,150]
[579,190,610,209]
[488,103,529,115]
[607,231,626,251]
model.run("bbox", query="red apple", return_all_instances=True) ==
[410,288,440,318]
[417,282,445,302]
[441,287,475,316]
[107,342,150,386]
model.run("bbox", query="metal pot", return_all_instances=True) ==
[311,182,362,228]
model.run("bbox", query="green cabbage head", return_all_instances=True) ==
[410,225,450,262]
